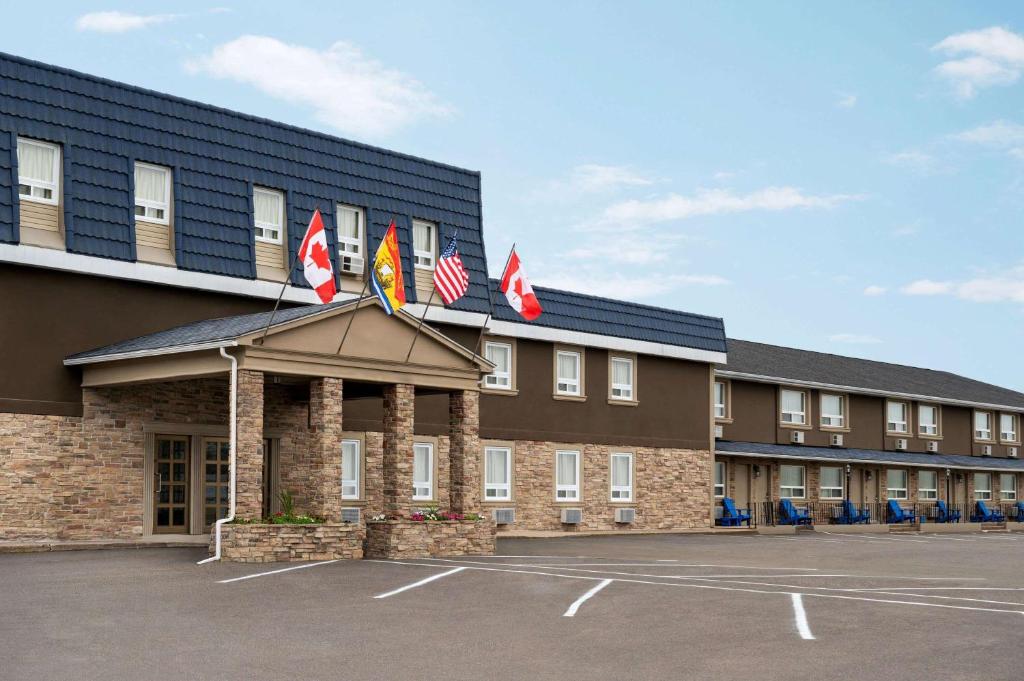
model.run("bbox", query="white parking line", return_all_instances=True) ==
[790,593,815,640]
[218,560,339,584]
[373,566,466,599]
[419,557,819,571]
[563,579,613,617]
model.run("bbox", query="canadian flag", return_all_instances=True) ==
[499,249,542,321]
[297,209,337,304]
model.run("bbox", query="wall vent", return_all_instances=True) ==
[830,433,844,447]
[982,444,993,456]
[895,438,908,451]
[1009,447,1018,458]
[493,508,515,525]
[791,431,805,445]
[340,507,361,524]
[714,425,724,439]
[561,508,583,525]
[339,254,364,276]
[614,508,636,524]
[926,441,939,453]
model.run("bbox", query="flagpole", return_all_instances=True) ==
[472,242,515,361]
[258,217,311,346]
[404,288,437,363]
[335,276,370,355]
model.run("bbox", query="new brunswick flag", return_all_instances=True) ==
[370,220,406,315]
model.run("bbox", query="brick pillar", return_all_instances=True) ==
[383,383,415,516]
[449,389,481,513]
[235,370,265,520]
[309,377,344,521]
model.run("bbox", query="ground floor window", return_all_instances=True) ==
[819,466,844,499]
[555,450,580,501]
[341,439,360,500]
[202,438,231,528]
[714,461,726,498]
[484,446,512,500]
[413,443,434,500]
[918,470,938,500]
[1000,473,1017,501]
[887,469,908,500]
[780,464,805,499]
[610,452,633,501]
[974,472,992,501]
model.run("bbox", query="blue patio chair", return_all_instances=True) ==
[1016,501,1024,522]
[717,497,751,527]
[838,499,870,524]
[971,500,1005,523]
[886,499,920,524]
[935,500,961,523]
[778,499,812,526]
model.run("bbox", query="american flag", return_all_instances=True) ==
[433,233,471,305]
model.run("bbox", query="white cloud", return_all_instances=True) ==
[712,170,737,182]
[564,164,654,193]
[892,223,922,237]
[829,333,882,344]
[882,150,944,175]
[901,270,1024,303]
[186,36,453,138]
[931,26,1024,99]
[836,92,858,108]
[952,120,1024,158]
[902,279,954,295]
[75,11,180,33]
[566,241,670,266]
[863,285,887,296]
[533,271,729,300]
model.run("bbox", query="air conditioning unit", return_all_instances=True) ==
[493,508,515,525]
[714,425,724,439]
[614,508,636,524]
[926,441,939,453]
[791,431,805,444]
[561,508,583,525]
[830,433,844,447]
[982,444,993,456]
[1010,447,1019,458]
[895,439,908,451]
[340,507,361,524]
[339,254,364,275]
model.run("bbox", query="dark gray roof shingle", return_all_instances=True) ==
[717,440,1024,471]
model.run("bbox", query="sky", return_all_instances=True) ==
[6,2,1024,388]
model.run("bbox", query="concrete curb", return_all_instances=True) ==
[0,539,208,554]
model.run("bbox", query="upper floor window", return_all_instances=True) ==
[780,389,807,425]
[714,461,726,498]
[337,204,365,276]
[17,138,60,205]
[974,472,992,501]
[918,470,938,500]
[412,219,436,269]
[779,464,805,499]
[413,442,434,500]
[974,411,993,441]
[886,469,908,500]
[484,446,512,501]
[1000,414,1018,442]
[341,439,360,500]
[484,341,513,390]
[714,381,728,419]
[134,162,171,224]
[886,401,909,434]
[555,349,582,397]
[819,466,843,499]
[610,452,633,501]
[555,450,580,501]
[919,404,939,436]
[254,187,284,244]
[820,394,845,428]
[609,356,635,402]
[1000,473,1017,501]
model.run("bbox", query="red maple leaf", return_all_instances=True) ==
[308,239,331,271]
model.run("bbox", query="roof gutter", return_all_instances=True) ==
[718,447,1024,473]
[64,340,239,366]
[716,370,1024,413]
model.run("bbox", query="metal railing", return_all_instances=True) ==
[716,499,1024,527]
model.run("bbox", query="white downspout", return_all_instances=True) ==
[197,346,237,564]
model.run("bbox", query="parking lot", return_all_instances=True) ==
[3,531,1024,680]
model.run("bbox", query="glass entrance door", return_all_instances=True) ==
[202,438,231,529]
[153,436,190,533]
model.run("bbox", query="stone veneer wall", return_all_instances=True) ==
[364,519,495,559]
[214,523,365,562]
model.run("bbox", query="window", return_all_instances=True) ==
[16,138,60,204]
[337,204,365,275]
[1000,473,1017,501]
[780,389,807,425]
[714,381,727,419]
[1000,414,1018,442]
[134,162,171,224]
[820,466,844,499]
[484,446,512,501]
[919,405,939,437]
[412,219,436,268]
[975,411,993,441]
[555,450,580,501]
[413,443,433,500]
[918,470,938,500]
[555,350,582,397]
[714,461,726,498]
[610,453,633,501]
[974,472,992,501]
[609,356,634,401]
[484,341,512,390]
[887,469,908,500]
[253,187,284,243]
[780,465,805,499]
[341,439,360,500]
[887,401,909,434]
[820,394,845,428]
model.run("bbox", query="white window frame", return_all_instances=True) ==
[555,450,580,502]
[713,461,726,498]
[918,404,939,437]
[974,472,992,501]
[16,137,60,206]
[253,187,284,245]
[714,381,727,419]
[819,466,844,499]
[1000,473,1017,501]
[918,470,938,501]
[483,341,513,390]
[341,439,360,500]
[609,356,634,401]
[336,204,365,275]
[779,464,805,499]
[820,394,845,429]
[555,350,582,397]
[610,452,633,502]
[1000,413,1018,443]
[780,389,807,426]
[412,219,436,269]
[974,411,993,441]
[412,442,434,501]
[133,161,171,225]
[887,401,909,434]
[484,446,512,501]
[887,469,909,500]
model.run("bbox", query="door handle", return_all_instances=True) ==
[155,472,163,494]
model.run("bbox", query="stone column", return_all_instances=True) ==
[449,389,481,513]
[309,377,344,521]
[235,369,265,520]
[382,383,415,516]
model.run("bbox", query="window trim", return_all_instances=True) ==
[779,464,806,499]
[999,413,1020,445]
[779,388,809,429]
[973,472,993,501]
[609,452,634,502]
[412,441,435,501]
[482,338,517,394]
[819,393,848,431]
[713,379,732,422]
[918,470,938,501]
[886,400,911,436]
[553,346,585,400]
[974,410,994,442]
[133,161,172,226]
[917,403,942,439]
[412,218,437,269]
[886,469,909,500]
[714,461,726,498]
[483,445,513,502]
[554,449,581,502]
[340,438,361,501]
[819,465,844,499]
[16,137,61,206]
[336,203,366,277]
[1000,473,1017,501]
[608,354,637,405]
[253,186,285,245]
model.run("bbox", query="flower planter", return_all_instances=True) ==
[365,519,495,559]
[212,522,365,563]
